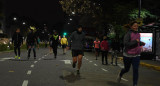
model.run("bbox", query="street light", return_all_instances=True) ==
[13,17,17,21]
[72,12,75,15]
[68,23,70,25]
[70,18,72,21]
[23,22,26,25]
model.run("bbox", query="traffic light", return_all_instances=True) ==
[63,32,67,36]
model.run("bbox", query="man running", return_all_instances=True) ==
[67,25,85,74]
[12,28,23,59]
[27,29,37,60]
[61,35,68,54]
[50,30,59,59]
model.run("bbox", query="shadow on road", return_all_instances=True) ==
[60,72,83,83]
[106,81,128,86]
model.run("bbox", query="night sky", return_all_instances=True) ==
[5,0,65,25]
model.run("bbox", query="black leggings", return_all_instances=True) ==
[52,46,58,57]
[14,45,20,56]
[102,51,108,64]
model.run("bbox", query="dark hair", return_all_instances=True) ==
[77,25,82,29]
[129,21,138,27]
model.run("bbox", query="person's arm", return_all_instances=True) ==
[100,41,104,50]
[124,32,138,48]
[68,32,74,47]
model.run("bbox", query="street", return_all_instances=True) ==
[0,48,160,86]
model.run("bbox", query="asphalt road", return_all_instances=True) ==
[0,48,160,86]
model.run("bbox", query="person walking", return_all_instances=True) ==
[67,25,85,74]
[100,36,109,65]
[27,29,37,60]
[94,37,100,60]
[12,28,23,59]
[111,38,120,66]
[50,30,59,59]
[61,35,68,54]
[117,21,145,86]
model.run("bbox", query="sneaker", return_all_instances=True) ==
[15,56,18,59]
[18,57,21,59]
[72,62,76,68]
[77,70,80,75]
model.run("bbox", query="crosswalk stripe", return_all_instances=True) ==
[22,80,28,86]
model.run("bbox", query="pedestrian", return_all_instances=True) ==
[117,21,145,86]
[94,37,100,60]
[100,36,109,65]
[61,35,68,54]
[12,28,23,59]
[50,30,59,59]
[37,37,40,50]
[111,38,120,66]
[67,25,85,74]
[26,29,37,60]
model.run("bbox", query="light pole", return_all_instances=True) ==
[138,0,141,18]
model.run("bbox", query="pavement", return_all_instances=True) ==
[0,48,160,86]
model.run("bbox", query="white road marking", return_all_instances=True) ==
[61,60,71,64]
[38,58,41,60]
[22,80,28,86]
[86,59,89,60]
[1,57,14,60]
[34,61,38,64]
[89,61,93,63]
[31,65,34,68]
[122,78,128,81]
[0,60,5,61]
[27,70,32,75]
[101,68,108,72]
[45,55,47,56]
[118,64,124,68]
[94,64,98,66]
[42,57,44,58]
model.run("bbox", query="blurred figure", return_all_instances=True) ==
[111,38,120,66]
[100,36,109,65]
[27,29,37,60]
[67,25,85,74]
[12,28,23,59]
[61,35,68,54]
[117,21,145,86]
[50,30,59,59]
[94,37,100,60]
[37,37,40,50]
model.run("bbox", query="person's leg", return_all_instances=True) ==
[72,50,78,68]
[18,46,20,57]
[33,45,36,59]
[120,57,132,77]
[105,51,108,65]
[78,55,83,70]
[14,46,17,56]
[132,56,140,86]
[28,46,31,59]
[111,52,114,65]
[115,53,118,66]
[102,51,104,64]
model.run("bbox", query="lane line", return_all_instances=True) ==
[94,64,98,66]
[121,78,128,82]
[101,68,108,72]
[31,65,34,68]
[89,61,93,63]
[22,80,28,86]
[42,57,44,58]
[38,58,41,60]
[61,60,71,64]
[27,70,32,75]
[34,61,38,64]
[0,60,5,61]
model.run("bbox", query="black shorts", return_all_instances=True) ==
[95,48,100,52]
[72,50,84,57]
[62,44,67,49]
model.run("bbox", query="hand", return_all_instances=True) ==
[136,39,140,42]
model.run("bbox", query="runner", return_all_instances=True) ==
[27,29,37,60]
[61,35,68,54]
[12,28,23,59]
[67,25,85,74]
[94,37,100,60]
[117,21,145,86]
[50,30,59,59]
[100,36,109,65]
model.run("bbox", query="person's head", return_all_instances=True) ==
[63,35,65,38]
[77,25,83,33]
[16,28,20,33]
[103,36,107,40]
[129,21,138,31]
[96,37,99,41]
[53,30,57,35]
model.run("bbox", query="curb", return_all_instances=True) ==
[119,57,160,72]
